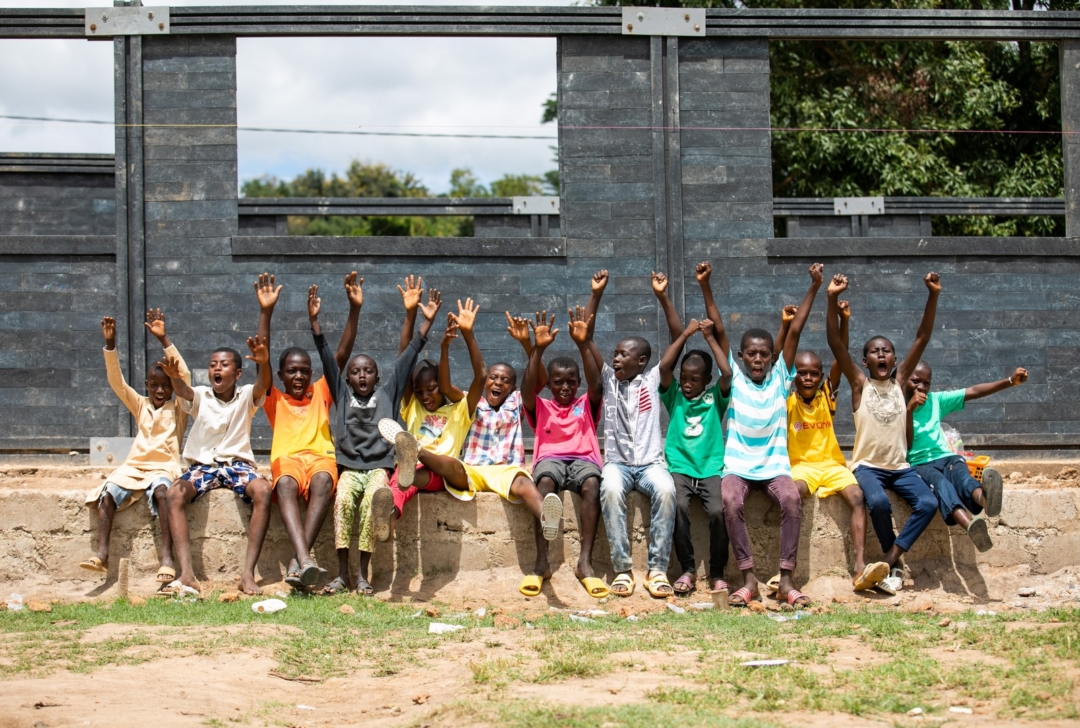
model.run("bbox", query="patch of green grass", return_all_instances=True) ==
[430,698,783,727]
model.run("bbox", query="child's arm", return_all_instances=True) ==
[438,313,464,403]
[696,261,730,357]
[964,367,1028,402]
[827,300,851,396]
[398,288,442,407]
[773,305,796,363]
[508,311,548,390]
[896,272,941,386]
[144,308,190,386]
[583,269,608,372]
[568,305,602,410]
[906,388,926,450]
[826,274,866,397]
[781,262,824,369]
[701,318,733,396]
[158,352,194,402]
[246,335,272,401]
[311,309,341,405]
[333,271,364,371]
[454,298,487,414]
[397,275,422,356]
[101,316,141,413]
[522,313,557,417]
[254,272,282,346]
[659,319,699,390]
[652,272,683,345]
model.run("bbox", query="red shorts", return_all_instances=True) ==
[390,463,444,517]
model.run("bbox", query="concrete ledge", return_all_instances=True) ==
[767,237,1080,258]
[2,484,1077,598]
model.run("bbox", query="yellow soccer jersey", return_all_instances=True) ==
[786,382,846,468]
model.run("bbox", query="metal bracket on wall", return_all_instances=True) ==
[89,437,134,466]
[833,197,884,215]
[511,196,560,215]
[622,7,705,36]
[85,6,169,36]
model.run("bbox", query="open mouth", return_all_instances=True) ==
[212,374,223,386]
[490,388,503,399]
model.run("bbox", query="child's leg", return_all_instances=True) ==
[94,489,119,567]
[765,476,805,604]
[389,465,442,521]
[241,476,273,595]
[854,466,898,558]
[942,455,986,514]
[165,477,198,588]
[333,471,365,587]
[720,473,757,598]
[303,471,335,553]
[577,474,601,579]
[149,480,175,571]
[637,464,676,583]
[275,475,313,573]
[838,483,868,575]
[698,475,729,585]
[671,474,697,586]
[508,474,551,578]
[889,469,938,554]
[416,450,469,490]
[600,463,635,586]
[357,550,373,595]
[914,459,965,525]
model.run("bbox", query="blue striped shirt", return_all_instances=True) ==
[723,353,795,479]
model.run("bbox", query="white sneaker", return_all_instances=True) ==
[877,568,904,596]
[540,492,563,541]
[378,418,419,489]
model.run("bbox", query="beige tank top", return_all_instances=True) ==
[849,378,909,471]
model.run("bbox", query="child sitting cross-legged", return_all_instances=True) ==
[380,299,563,598]
[905,361,1027,552]
[315,276,441,596]
[81,310,188,587]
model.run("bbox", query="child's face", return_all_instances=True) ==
[794,353,824,400]
[484,364,517,408]
[612,340,646,382]
[678,360,712,400]
[548,365,580,407]
[738,337,772,384]
[906,363,933,399]
[145,368,174,409]
[414,370,444,412]
[863,338,896,381]
[278,352,312,399]
[208,351,241,395]
[346,355,379,398]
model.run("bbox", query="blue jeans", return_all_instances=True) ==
[600,462,676,573]
[854,465,937,553]
[915,455,983,525]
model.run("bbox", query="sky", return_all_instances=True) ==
[0,0,569,194]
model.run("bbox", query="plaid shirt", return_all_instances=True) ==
[461,391,525,467]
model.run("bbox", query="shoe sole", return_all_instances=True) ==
[394,432,419,489]
[371,486,395,543]
[540,492,563,541]
[967,518,993,552]
[853,561,891,591]
[299,563,325,589]
[982,467,1003,518]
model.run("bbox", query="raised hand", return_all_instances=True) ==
[454,298,479,334]
[529,310,559,349]
[398,275,423,312]
[651,271,669,295]
[442,312,460,345]
[246,335,269,366]
[685,318,701,336]
[307,285,321,320]
[695,261,712,284]
[924,271,941,293]
[838,300,851,320]
[254,272,282,310]
[506,311,530,344]
[101,316,117,349]
[158,353,183,379]
[701,318,717,339]
[809,262,824,285]
[781,305,797,324]
[419,287,442,321]
[591,269,609,294]
[567,306,594,345]
[828,273,849,297]
[344,271,364,308]
[1010,367,1029,386]
[907,389,927,411]
[143,309,167,340]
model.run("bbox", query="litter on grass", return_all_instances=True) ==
[666,603,686,614]
[429,623,464,635]
[767,611,812,622]
[949,706,974,715]
[474,607,487,618]
[571,609,608,616]
[688,602,713,610]
[252,599,287,614]
[6,593,23,611]
[741,659,792,667]
[569,614,594,623]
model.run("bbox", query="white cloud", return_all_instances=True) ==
[0,0,567,192]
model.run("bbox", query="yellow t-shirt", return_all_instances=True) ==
[786,382,846,468]
[264,377,336,465]
[401,395,473,458]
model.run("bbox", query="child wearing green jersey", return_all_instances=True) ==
[905,361,1027,552]
[659,317,732,596]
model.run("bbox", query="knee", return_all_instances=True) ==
[165,483,187,508]
[536,476,557,495]
[704,500,725,523]
[248,479,273,506]
[721,492,743,519]
[846,486,865,509]
[915,493,939,516]
[777,485,801,514]
[862,489,891,514]
[579,476,600,501]
[309,473,334,498]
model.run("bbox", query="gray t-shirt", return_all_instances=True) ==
[601,363,664,466]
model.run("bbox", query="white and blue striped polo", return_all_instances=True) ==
[723,352,795,480]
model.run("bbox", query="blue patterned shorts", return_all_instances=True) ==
[179,461,261,503]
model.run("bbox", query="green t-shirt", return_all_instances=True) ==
[909,389,966,466]
[660,381,729,479]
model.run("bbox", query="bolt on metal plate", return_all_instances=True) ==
[511,196,560,215]
[89,438,135,467]
[85,6,170,36]
[833,197,885,216]
[622,7,705,36]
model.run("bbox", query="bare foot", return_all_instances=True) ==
[239,574,262,595]
[574,563,596,581]
[178,574,200,591]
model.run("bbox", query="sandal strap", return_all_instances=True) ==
[786,589,809,605]
[731,586,754,604]
[712,579,730,591]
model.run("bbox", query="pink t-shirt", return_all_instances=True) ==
[526,393,602,468]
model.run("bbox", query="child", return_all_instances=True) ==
[316,276,441,596]
[658,315,732,597]
[905,361,1027,551]
[582,272,680,599]
[381,299,562,598]
[709,261,822,608]
[254,272,361,591]
[520,307,607,599]
[159,333,274,595]
[827,272,941,595]
[81,310,188,586]
[779,300,889,591]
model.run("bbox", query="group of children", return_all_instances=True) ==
[83,264,1024,605]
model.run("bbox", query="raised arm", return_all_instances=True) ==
[696,261,730,356]
[568,306,602,409]
[773,305,796,364]
[522,312,558,416]
[453,298,487,414]
[144,308,190,385]
[312,319,341,405]
[397,275,422,356]
[827,300,850,395]
[158,352,194,402]
[701,318,732,396]
[659,319,699,390]
[826,274,865,397]
[896,272,941,385]
[254,272,282,348]
[508,311,547,390]
[101,316,141,413]
[417,287,442,341]
[964,367,1028,402]
[438,313,465,403]
[652,272,683,345]
[246,334,272,401]
[333,271,364,370]
[782,263,824,369]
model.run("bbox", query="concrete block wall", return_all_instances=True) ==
[0,171,116,236]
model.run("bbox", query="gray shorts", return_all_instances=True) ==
[532,458,601,494]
